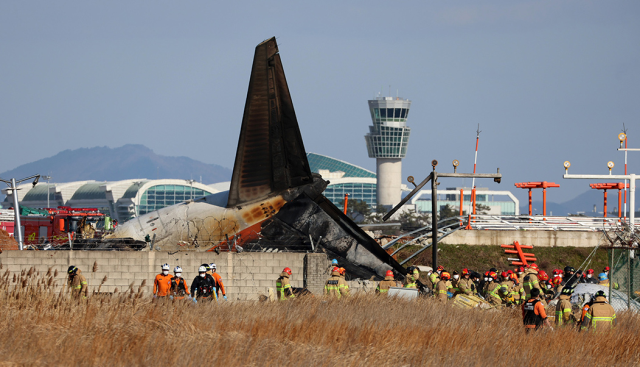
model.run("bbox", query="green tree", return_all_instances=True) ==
[398,209,431,231]
[346,199,371,223]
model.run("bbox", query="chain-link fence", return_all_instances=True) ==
[609,247,640,309]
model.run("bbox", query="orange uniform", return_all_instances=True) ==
[154,273,173,297]
[212,272,225,296]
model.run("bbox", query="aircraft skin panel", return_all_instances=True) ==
[107,193,286,250]
[227,37,312,208]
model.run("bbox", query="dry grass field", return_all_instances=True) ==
[1,268,639,366]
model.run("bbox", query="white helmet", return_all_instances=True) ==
[210,263,216,270]
[161,263,170,271]
[198,265,207,273]
[174,266,182,273]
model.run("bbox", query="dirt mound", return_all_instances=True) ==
[0,229,18,251]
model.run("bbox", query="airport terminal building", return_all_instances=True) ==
[1,179,222,223]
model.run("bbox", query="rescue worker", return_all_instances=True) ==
[435,271,450,302]
[522,263,543,300]
[327,259,339,275]
[209,263,227,300]
[67,265,88,299]
[522,288,552,332]
[517,266,525,285]
[457,268,474,295]
[603,266,610,277]
[404,266,418,289]
[450,271,460,294]
[577,299,594,331]
[430,265,443,291]
[153,263,173,298]
[555,287,574,327]
[376,270,396,294]
[191,265,217,301]
[169,266,190,300]
[339,267,347,279]
[485,271,502,306]
[583,269,597,284]
[510,273,524,305]
[598,272,619,290]
[499,271,515,305]
[582,290,617,332]
[537,270,553,303]
[424,268,435,290]
[324,266,349,298]
[276,267,295,301]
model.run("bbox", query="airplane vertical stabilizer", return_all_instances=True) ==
[227,37,312,208]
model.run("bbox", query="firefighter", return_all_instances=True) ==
[457,268,474,295]
[153,263,173,298]
[583,269,598,284]
[209,263,227,301]
[522,288,552,332]
[522,263,543,300]
[537,270,553,303]
[325,266,349,298]
[499,271,515,305]
[376,270,396,294]
[510,273,524,304]
[276,267,295,301]
[450,271,460,294]
[339,267,347,279]
[582,290,617,332]
[555,287,574,327]
[190,265,217,301]
[517,266,525,285]
[485,271,502,306]
[424,268,435,290]
[169,266,190,300]
[404,266,418,289]
[577,299,594,331]
[67,265,88,299]
[430,265,443,291]
[435,272,450,302]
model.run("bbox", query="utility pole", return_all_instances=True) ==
[383,160,501,269]
[0,174,41,250]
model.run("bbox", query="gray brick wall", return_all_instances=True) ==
[0,250,326,300]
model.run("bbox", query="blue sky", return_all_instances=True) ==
[1,1,639,205]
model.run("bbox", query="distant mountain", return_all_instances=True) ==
[520,189,619,217]
[0,144,232,184]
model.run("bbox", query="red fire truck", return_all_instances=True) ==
[21,206,106,247]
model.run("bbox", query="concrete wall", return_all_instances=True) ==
[440,229,607,247]
[0,250,322,300]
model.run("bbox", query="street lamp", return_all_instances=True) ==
[0,174,41,250]
[41,175,52,209]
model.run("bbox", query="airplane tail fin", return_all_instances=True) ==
[227,37,312,208]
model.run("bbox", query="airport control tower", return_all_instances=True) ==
[365,96,412,209]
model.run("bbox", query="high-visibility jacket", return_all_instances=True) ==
[499,280,515,302]
[404,273,417,289]
[211,272,226,296]
[486,282,502,305]
[582,296,616,332]
[435,280,448,302]
[376,276,396,294]
[457,278,474,295]
[276,272,295,301]
[154,273,174,297]
[324,271,349,298]
[522,270,543,299]
[68,270,88,299]
[555,294,573,326]
[430,273,440,291]
[598,280,619,290]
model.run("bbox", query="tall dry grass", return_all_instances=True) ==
[1,268,639,366]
